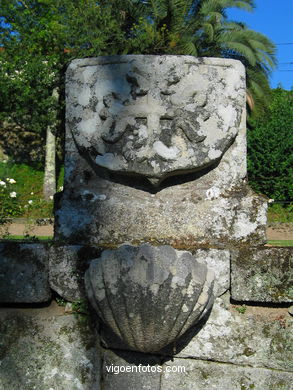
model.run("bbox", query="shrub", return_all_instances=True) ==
[247,88,293,201]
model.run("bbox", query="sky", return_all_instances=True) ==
[227,0,293,90]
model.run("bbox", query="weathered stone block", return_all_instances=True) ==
[190,248,230,297]
[0,242,51,303]
[55,182,267,246]
[0,303,101,390]
[66,56,245,185]
[161,358,293,390]
[231,247,293,302]
[85,244,214,353]
[175,294,293,371]
[49,245,102,301]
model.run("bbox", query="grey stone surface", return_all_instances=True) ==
[176,293,293,371]
[102,349,161,390]
[231,247,293,302]
[55,181,267,246]
[49,245,101,301]
[161,358,293,390]
[0,242,51,303]
[66,56,246,185]
[191,248,230,297]
[0,303,101,390]
[85,244,214,353]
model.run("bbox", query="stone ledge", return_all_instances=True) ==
[175,294,292,371]
[0,304,100,390]
[161,358,293,390]
[231,247,293,303]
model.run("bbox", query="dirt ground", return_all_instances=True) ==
[266,225,293,240]
[1,222,293,241]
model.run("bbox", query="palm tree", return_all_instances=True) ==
[124,0,276,114]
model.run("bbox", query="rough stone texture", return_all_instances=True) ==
[102,349,161,390]
[55,55,267,246]
[85,244,214,353]
[231,247,293,303]
[0,303,101,390]
[55,179,267,246]
[0,242,51,303]
[175,293,293,371]
[190,248,230,297]
[66,56,245,184]
[161,358,293,390]
[49,245,102,301]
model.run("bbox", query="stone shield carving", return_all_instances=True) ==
[66,55,245,185]
[85,244,214,353]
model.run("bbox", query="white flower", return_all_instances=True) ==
[268,199,274,203]
[9,178,16,184]
[28,200,33,204]
[59,186,63,191]
[30,192,34,195]
[0,180,6,187]
[49,195,53,200]
[6,178,10,181]
[10,191,17,198]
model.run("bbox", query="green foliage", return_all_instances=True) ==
[247,88,293,201]
[235,305,247,314]
[72,299,89,315]
[56,296,67,307]
[0,176,22,218]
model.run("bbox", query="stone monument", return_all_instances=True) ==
[1,55,292,390]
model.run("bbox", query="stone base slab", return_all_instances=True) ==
[0,303,100,390]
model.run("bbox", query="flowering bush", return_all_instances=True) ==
[0,177,22,219]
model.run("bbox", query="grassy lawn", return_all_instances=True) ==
[267,240,293,247]
[0,161,64,218]
[267,203,293,223]
[0,235,52,241]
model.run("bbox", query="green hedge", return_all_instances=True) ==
[247,88,293,201]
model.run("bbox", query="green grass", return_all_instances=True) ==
[0,161,64,218]
[267,240,293,247]
[0,235,53,241]
[267,203,293,223]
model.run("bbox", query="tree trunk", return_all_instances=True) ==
[43,89,58,201]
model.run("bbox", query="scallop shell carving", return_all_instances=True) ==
[85,244,214,353]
